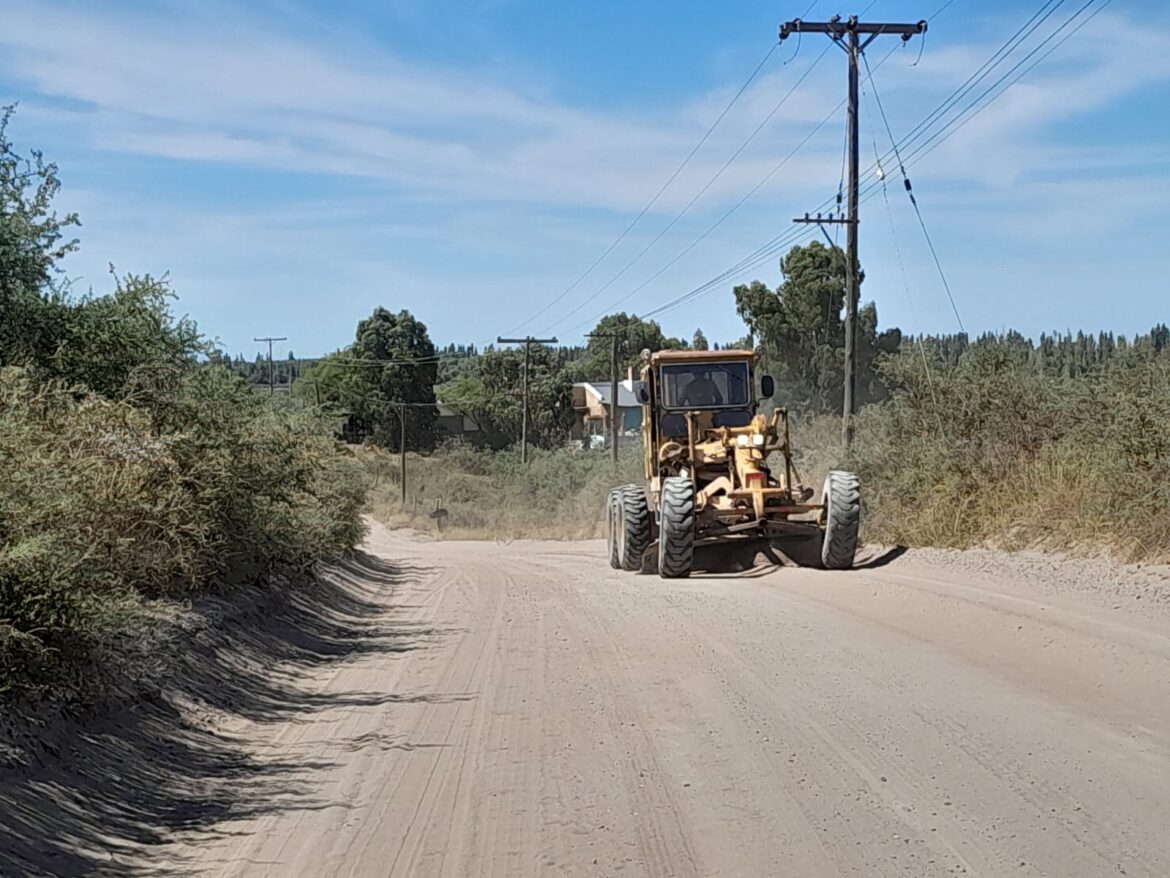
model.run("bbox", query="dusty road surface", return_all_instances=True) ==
[152,522,1169,877]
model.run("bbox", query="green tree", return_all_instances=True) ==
[734,241,899,412]
[42,273,204,398]
[440,345,572,450]
[0,106,80,367]
[691,328,709,351]
[305,308,437,451]
[576,313,684,381]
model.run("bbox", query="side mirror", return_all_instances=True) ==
[760,374,775,399]
[634,380,650,403]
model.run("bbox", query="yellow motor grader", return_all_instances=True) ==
[606,349,860,578]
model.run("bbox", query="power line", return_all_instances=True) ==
[871,130,948,440]
[313,355,450,367]
[625,40,909,323]
[502,41,782,336]
[541,42,835,335]
[850,0,1109,341]
[567,94,848,333]
[538,0,887,336]
[864,0,1069,175]
[653,0,1092,334]
[800,0,1070,221]
[883,0,1108,175]
[634,0,1084,325]
[863,50,964,333]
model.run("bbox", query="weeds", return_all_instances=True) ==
[852,345,1170,562]
[364,442,642,540]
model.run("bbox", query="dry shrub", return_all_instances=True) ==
[364,441,642,540]
[0,366,368,699]
[852,346,1170,561]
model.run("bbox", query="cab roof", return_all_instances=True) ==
[649,349,755,365]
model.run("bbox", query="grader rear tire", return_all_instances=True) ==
[606,489,621,570]
[658,476,695,579]
[821,470,861,570]
[619,485,652,572]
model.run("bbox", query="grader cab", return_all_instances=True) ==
[606,349,860,578]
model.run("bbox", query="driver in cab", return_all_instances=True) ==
[680,368,723,407]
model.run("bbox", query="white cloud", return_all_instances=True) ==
[2,1,1168,350]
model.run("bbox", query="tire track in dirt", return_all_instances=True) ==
[144,529,1170,877]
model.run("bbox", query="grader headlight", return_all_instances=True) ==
[735,434,750,447]
[751,434,766,447]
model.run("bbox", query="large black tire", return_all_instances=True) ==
[658,476,695,579]
[606,489,621,569]
[821,470,861,570]
[618,485,652,571]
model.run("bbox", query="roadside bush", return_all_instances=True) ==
[0,112,370,703]
[0,370,194,695]
[147,367,367,587]
[0,364,367,700]
[852,345,1170,561]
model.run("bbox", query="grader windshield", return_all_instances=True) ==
[660,361,751,409]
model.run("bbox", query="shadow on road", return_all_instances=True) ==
[855,545,909,569]
[689,539,908,577]
[0,550,438,878]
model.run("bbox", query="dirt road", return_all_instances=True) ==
[158,522,1170,877]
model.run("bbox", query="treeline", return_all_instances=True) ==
[297,309,701,452]
[0,111,366,701]
[916,326,1170,375]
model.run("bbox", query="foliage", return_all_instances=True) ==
[691,328,709,351]
[0,113,368,701]
[0,105,80,368]
[734,241,901,412]
[438,345,573,450]
[575,313,685,381]
[436,342,481,383]
[852,338,1170,560]
[300,307,438,451]
[42,273,205,397]
[215,349,310,389]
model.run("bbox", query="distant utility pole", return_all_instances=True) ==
[253,335,288,396]
[586,332,625,464]
[392,401,407,506]
[497,335,558,464]
[780,14,925,450]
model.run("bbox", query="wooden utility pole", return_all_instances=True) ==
[397,403,407,505]
[497,336,558,464]
[586,332,624,463]
[781,14,925,449]
[253,335,287,396]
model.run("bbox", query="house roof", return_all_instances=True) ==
[576,380,639,408]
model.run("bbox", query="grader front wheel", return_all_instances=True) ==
[606,489,621,570]
[618,485,652,572]
[821,470,861,570]
[658,476,695,579]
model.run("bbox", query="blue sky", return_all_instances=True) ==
[2,0,1168,360]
